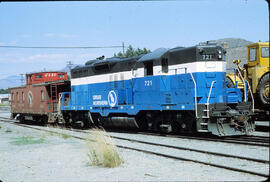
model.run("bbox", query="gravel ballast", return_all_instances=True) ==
[0,121,267,181]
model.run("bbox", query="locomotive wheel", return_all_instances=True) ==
[18,114,25,123]
[226,77,234,88]
[258,74,269,105]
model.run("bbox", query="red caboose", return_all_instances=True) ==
[10,72,70,124]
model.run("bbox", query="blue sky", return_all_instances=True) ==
[0,0,269,80]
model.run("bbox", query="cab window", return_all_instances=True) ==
[249,48,257,61]
[261,47,269,58]
[161,58,168,73]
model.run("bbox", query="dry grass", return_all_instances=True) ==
[46,124,71,139]
[86,128,123,168]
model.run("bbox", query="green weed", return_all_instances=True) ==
[10,136,45,146]
[5,128,12,133]
[61,133,71,139]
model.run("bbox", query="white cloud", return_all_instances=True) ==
[21,34,32,38]
[22,53,69,62]
[43,33,56,37]
[9,40,17,45]
[43,33,76,38]
[0,52,101,64]
[59,34,76,38]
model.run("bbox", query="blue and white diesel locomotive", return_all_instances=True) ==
[61,42,255,136]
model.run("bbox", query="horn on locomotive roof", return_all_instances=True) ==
[96,55,105,60]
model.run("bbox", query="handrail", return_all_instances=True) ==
[206,81,216,118]
[57,93,62,114]
[158,66,197,117]
[234,68,247,102]
[189,72,198,118]
[236,67,255,112]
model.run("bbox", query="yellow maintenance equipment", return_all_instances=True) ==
[226,41,269,109]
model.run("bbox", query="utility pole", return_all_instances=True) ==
[20,74,24,86]
[122,42,125,56]
[67,61,73,74]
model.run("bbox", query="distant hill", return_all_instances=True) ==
[0,65,79,89]
[213,38,253,49]
[59,64,80,75]
[211,38,254,71]
[0,75,24,89]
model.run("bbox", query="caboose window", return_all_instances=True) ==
[41,90,45,101]
[22,92,25,101]
[161,58,168,73]
[28,92,33,106]
[58,74,65,78]
[36,75,42,78]
[144,62,153,76]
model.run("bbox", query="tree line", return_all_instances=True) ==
[0,88,10,94]
[114,45,151,58]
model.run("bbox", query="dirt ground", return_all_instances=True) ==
[0,120,266,182]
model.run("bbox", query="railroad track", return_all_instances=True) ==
[0,118,269,179]
[130,131,270,147]
[0,116,269,147]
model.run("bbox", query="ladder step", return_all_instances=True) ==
[200,123,208,126]
[203,109,209,111]
[202,116,209,119]
[198,129,209,132]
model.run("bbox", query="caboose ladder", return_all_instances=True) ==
[49,84,58,112]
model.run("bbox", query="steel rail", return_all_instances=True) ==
[55,127,269,164]
[224,137,270,143]
[0,116,268,147]
[161,133,269,147]
[0,119,268,178]
[134,131,270,147]
[108,135,269,164]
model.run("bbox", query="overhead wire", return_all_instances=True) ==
[0,45,123,49]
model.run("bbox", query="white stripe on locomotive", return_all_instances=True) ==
[71,61,226,86]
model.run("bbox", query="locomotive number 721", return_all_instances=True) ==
[145,80,152,86]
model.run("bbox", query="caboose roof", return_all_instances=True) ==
[26,71,66,76]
